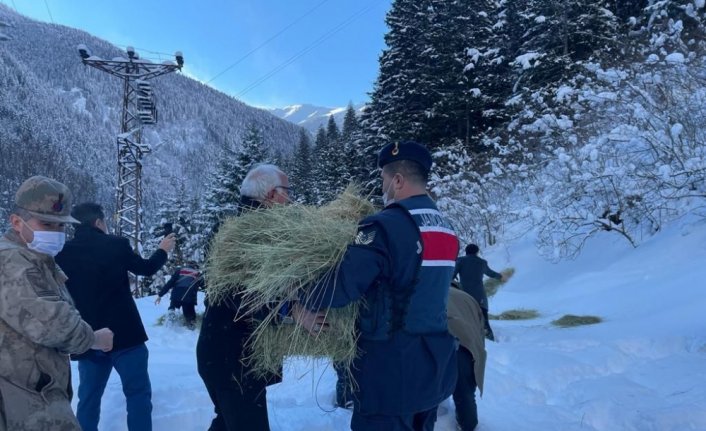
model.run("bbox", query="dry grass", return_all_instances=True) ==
[489,308,540,320]
[205,185,376,377]
[551,314,603,328]
[484,267,515,298]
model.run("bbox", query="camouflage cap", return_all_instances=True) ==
[14,176,79,223]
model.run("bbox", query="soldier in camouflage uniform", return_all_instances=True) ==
[0,176,114,431]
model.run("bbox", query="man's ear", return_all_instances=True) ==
[9,214,22,233]
[266,188,276,201]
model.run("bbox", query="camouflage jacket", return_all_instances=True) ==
[0,230,95,431]
[447,287,487,395]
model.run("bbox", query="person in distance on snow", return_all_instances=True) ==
[155,261,204,329]
[453,243,505,341]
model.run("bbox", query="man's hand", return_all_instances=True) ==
[154,296,162,305]
[159,233,176,253]
[91,328,114,352]
[292,302,329,336]
[500,274,507,282]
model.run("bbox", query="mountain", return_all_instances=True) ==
[0,4,302,226]
[268,103,365,133]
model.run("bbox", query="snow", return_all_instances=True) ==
[665,53,686,64]
[514,52,542,70]
[697,0,705,9]
[71,215,706,430]
[555,86,574,102]
[671,123,684,140]
[327,107,346,117]
[285,105,303,117]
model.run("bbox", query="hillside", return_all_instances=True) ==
[0,4,302,223]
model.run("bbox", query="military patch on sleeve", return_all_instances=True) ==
[26,269,59,299]
[354,229,376,245]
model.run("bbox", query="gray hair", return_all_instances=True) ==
[240,164,285,200]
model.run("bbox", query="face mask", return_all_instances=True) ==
[21,221,66,257]
[382,180,396,207]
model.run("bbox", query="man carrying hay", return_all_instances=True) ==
[294,141,460,431]
[196,164,291,431]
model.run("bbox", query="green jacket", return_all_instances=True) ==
[0,230,95,431]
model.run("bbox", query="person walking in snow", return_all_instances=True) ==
[0,176,114,431]
[447,287,487,431]
[197,164,292,431]
[155,262,204,329]
[294,141,460,431]
[56,202,176,431]
[453,243,504,341]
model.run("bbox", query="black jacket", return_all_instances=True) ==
[158,267,203,304]
[196,196,282,386]
[56,225,168,353]
[453,254,501,310]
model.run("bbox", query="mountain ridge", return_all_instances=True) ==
[0,3,303,225]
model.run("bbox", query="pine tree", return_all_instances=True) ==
[312,120,347,204]
[363,0,435,146]
[291,129,315,204]
[312,126,329,203]
[325,115,348,192]
[200,149,241,231]
[511,0,619,91]
[341,103,360,183]
[141,182,203,294]
[236,124,269,180]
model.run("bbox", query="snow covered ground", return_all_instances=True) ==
[71,215,706,430]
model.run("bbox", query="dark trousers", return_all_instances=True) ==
[199,373,270,431]
[169,300,196,324]
[351,407,437,431]
[481,308,495,341]
[334,362,354,407]
[76,344,152,431]
[452,347,478,431]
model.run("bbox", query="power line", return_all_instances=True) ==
[43,0,54,24]
[205,0,332,85]
[10,0,18,12]
[236,0,384,99]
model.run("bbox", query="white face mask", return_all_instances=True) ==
[22,221,66,257]
[382,181,396,207]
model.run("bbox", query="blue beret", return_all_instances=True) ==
[377,141,433,173]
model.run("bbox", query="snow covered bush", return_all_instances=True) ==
[526,58,706,259]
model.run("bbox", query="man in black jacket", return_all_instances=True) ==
[197,164,291,431]
[155,262,204,329]
[453,244,504,341]
[55,203,175,431]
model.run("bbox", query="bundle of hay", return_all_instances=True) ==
[206,185,376,377]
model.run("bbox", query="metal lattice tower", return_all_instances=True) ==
[0,19,12,41]
[77,45,183,263]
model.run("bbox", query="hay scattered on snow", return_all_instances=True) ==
[205,185,376,377]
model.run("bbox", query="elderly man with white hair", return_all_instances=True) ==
[196,164,290,431]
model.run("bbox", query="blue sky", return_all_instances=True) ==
[2,0,391,108]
